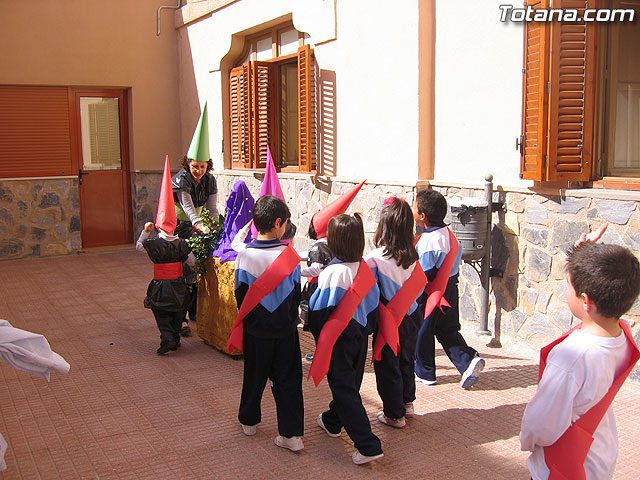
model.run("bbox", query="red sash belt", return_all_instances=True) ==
[419,228,459,319]
[308,260,376,386]
[153,262,183,280]
[373,263,427,362]
[541,320,640,479]
[227,244,300,353]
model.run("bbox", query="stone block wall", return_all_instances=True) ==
[132,172,163,237]
[0,178,81,259]
[4,170,640,378]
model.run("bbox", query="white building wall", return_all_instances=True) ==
[434,0,529,189]
[178,0,421,183]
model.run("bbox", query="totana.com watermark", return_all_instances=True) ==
[499,4,635,22]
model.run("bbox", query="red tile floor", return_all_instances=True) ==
[0,247,639,479]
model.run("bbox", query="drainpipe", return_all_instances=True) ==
[157,0,183,36]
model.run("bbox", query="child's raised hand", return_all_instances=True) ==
[196,223,210,235]
[576,224,608,246]
[144,222,155,233]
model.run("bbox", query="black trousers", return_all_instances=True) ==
[238,330,304,438]
[184,283,197,322]
[322,333,382,457]
[151,309,183,348]
[373,308,422,419]
[415,279,477,380]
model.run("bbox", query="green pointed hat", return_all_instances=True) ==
[187,102,210,163]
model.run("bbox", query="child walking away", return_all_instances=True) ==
[300,180,365,359]
[520,239,640,480]
[413,190,485,389]
[137,156,196,355]
[308,214,384,465]
[227,195,304,452]
[366,198,427,428]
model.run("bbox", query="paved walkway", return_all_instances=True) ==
[0,248,638,479]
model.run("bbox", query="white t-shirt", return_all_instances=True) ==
[520,326,632,480]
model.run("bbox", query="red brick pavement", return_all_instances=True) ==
[0,248,638,479]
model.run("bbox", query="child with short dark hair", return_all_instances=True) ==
[366,198,426,428]
[413,189,485,389]
[228,195,304,452]
[308,213,384,465]
[520,240,640,480]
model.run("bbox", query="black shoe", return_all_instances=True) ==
[180,324,191,336]
[170,342,180,351]
[157,344,172,355]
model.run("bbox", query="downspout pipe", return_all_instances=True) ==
[157,0,182,36]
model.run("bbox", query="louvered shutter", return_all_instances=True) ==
[229,63,252,169]
[251,61,276,169]
[520,0,549,181]
[546,0,596,181]
[0,85,73,178]
[298,45,317,172]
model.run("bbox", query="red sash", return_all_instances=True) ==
[153,262,183,280]
[372,264,427,362]
[417,228,459,319]
[226,244,301,353]
[308,260,376,386]
[541,320,640,480]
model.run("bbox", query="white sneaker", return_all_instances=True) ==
[317,413,341,437]
[377,411,406,428]
[352,451,384,465]
[275,435,304,452]
[461,357,485,390]
[404,402,415,418]
[241,424,256,436]
[415,374,437,386]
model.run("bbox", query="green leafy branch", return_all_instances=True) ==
[186,208,225,274]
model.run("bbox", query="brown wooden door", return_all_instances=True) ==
[72,89,132,247]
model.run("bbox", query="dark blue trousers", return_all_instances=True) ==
[321,332,382,457]
[374,308,422,419]
[238,330,304,437]
[414,277,477,381]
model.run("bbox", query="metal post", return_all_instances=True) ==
[477,174,493,335]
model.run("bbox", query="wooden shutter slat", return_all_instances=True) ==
[546,0,596,182]
[0,85,73,177]
[229,63,252,169]
[251,61,275,169]
[519,0,549,180]
[298,44,316,172]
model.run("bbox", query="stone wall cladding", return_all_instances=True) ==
[132,172,162,237]
[216,173,640,357]
[5,171,640,378]
[0,178,81,259]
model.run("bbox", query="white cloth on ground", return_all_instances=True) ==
[0,319,70,472]
[0,432,6,471]
[0,319,70,381]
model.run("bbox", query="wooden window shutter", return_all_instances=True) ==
[0,85,73,178]
[251,61,276,169]
[229,62,253,169]
[520,0,550,181]
[298,44,317,172]
[546,0,596,181]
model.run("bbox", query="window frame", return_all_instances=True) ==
[228,23,316,173]
[519,0,598,184]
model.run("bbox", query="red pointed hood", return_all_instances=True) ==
[312,179,366,239]
[155,155,177,233]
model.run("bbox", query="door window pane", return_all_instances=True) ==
[80,97,121,170]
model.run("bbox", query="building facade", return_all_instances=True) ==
[1,0,639,367]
